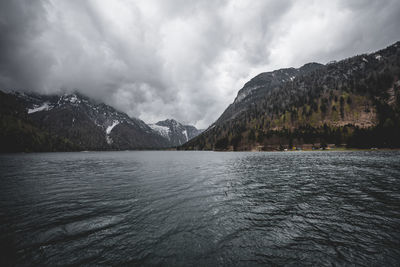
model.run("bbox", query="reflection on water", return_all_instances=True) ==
[0,151,400,266]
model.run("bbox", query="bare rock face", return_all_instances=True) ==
[149,119,203,147]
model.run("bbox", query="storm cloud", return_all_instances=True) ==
[1,0,400,128]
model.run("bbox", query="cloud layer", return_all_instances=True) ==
[1,0,400,128]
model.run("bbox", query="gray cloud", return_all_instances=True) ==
[1,0,400,128]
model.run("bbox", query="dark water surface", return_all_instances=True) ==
[1,151,400,266]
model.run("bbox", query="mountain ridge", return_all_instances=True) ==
[149,119,203,146]
[0,91,201,152]
[181,41,400,150]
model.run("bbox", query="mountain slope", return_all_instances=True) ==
[0,91,79,152]
[216,63,323,125]
[181,41,400,150]
[0,92,170,152]
[149,119,203,146]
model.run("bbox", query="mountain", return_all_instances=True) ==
[0,91,170,152]
[0,91,79,152]
[181,41,400,150]
[0,91,203,152]
[216,62,323,125]
[149,119,203,146]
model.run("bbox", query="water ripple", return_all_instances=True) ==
[0,151,400,266]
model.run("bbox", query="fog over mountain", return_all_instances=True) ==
[1,0,400,128]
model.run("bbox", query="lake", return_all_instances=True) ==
[0,151,400,266]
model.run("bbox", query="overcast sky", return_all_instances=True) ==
[1,0,400,128]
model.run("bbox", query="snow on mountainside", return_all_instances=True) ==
[4,91,202,150]
[10,91,170,150]
[20,92,151,134]
[150,119,203,146]
[28,102,51,114]
[105,120,120,144]
[149,124,171,140]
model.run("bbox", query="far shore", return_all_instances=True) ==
[2,147,400,154]
[210,147,400,152]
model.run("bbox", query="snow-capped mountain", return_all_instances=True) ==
[10,92,170,150]
[1,91,204,151]
[149,119,203,146]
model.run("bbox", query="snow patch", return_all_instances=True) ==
[105,120,119,145]
[106,120,120,135]
[28,103,50,114]
[106,136,113,144]
[149,124,170,139]
[375,54,382,61]
[69,95,78,103]
[182,129,188,142]
[362,57,368,63]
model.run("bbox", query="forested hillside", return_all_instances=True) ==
[0,91,199,152]
[181,42,400,150]
[0,91,79,152]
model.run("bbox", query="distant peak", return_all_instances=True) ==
[156,118,180,126]
[298,62,324,72]
[300,62,323,68]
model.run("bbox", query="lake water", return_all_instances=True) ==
[0,151,400,266]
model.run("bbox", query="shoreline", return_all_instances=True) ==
[212,148,400,152]
[3,147,400,154]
